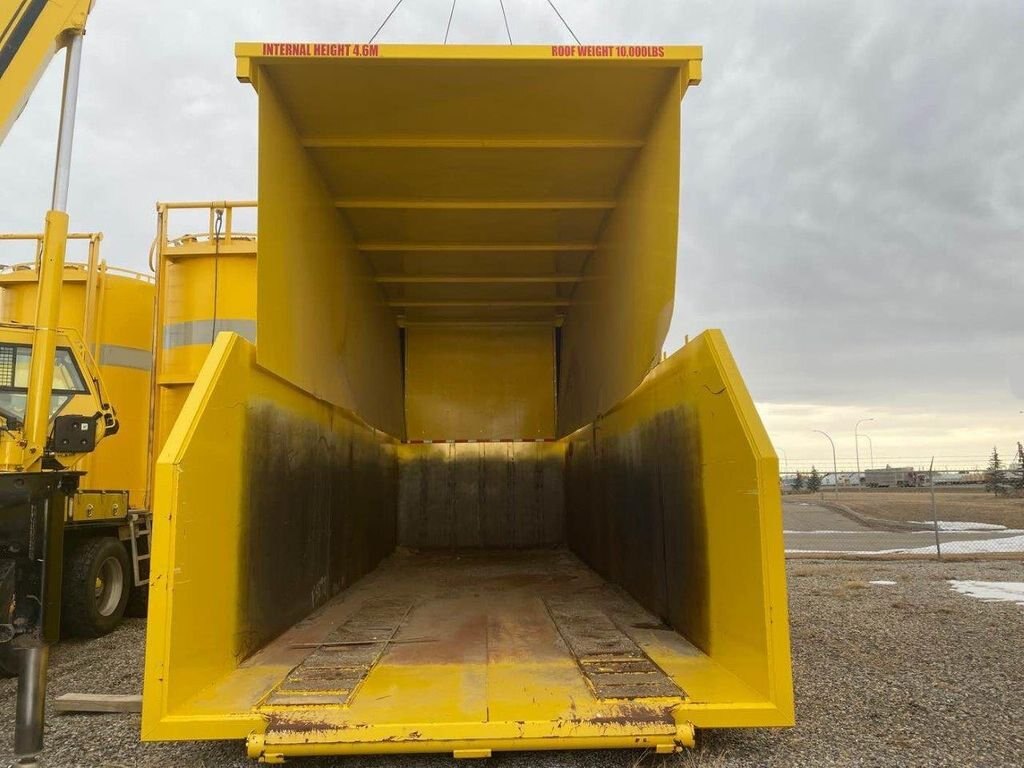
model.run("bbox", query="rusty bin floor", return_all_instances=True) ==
[187,550,764,758]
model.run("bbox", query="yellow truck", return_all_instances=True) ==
[140,44,793,761]
[0,0,136,762]
[0,232,155,646]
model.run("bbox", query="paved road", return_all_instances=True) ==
[784,500,1024,554]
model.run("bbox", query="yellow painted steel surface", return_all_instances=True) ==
[0,0,94,143]
[20,209,69,465]
[404,325,555,440]
[143,332,396,743]
[253,71,404,437]
[69,489,127,522]
[240,43,701,437]
[152,202,256,459]
[0,234,155,506]
[142,330,792,757]
[557,68,685,433]
[0,321,113,470]
[564,330,794,728]
[141,44,794,759]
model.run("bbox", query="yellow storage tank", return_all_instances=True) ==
[152,202,256,456]
[0,233,154,508]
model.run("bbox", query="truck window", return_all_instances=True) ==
[8,346,88,392]
[0,344,89,428]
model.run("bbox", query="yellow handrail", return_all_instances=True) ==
[151,200,257,271]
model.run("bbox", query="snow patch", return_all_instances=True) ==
[784,529,872,535]
[782,529,1001,535]
[948,581,1024,607]
[909,521,1007,531]
[902,535,1024,554]
[787,534,1024,555]
[870,580,897,586]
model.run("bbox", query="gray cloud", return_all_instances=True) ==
[1,0,1021,425]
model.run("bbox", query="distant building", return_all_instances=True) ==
[821,472,861,487]
[863,466,919,488]
[931,471,985,486]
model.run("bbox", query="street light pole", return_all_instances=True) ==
[813,429,840,497]
[855,418,874,490]
[860,433,874,470]
[779,448,789,475]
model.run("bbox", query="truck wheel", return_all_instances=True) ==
[62,537,130,638]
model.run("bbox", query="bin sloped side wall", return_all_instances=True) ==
[142,332,397,739]
[557,71,683,436]
[254,72,404,437]
[565,329,793,724]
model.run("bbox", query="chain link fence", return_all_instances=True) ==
[782,486,1024,559]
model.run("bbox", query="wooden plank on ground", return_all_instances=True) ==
[54,693,142,714]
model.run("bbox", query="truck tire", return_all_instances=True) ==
[62,537,130,638]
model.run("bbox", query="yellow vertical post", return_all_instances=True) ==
[145,203,169,510]
[21,210,69,466]
[82,232,102,353]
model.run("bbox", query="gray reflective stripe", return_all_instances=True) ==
[99,344,153,371]
[162,319,257,348]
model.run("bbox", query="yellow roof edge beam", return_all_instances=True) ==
[235,42,703,86]
[0,0,96,144]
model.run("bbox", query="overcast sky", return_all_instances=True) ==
[1,0,1021,470]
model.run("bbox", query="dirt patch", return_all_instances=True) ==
[794,488,1024,529]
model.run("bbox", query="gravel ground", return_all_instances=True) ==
[2,559,1022,767]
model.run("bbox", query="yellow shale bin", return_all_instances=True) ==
[152,202,257,455]
[142,44,793,760]
[0,233,154,507]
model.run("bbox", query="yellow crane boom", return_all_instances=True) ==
[1,1,97,762]
[0,0,94,143]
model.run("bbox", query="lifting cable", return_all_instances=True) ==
[498,0,513,44]
[211,208,223,344]
[368,0,543,47]
[545,0,581,45]
[368,0,407,44]
[444,0,458,44]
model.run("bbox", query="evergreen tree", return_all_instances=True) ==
[793,472,805,491]
[985,446,1005,495]
[807,466,822,493]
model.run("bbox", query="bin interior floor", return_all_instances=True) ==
[189,550,761,752]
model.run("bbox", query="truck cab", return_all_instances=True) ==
[0,322,117,471]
